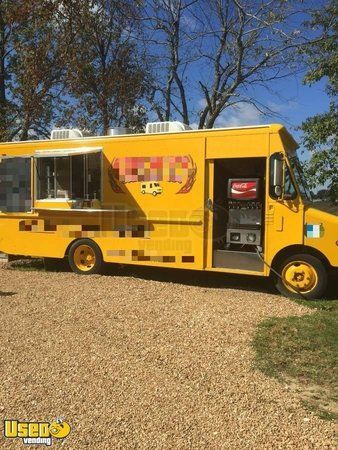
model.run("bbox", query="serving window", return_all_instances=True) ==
[36,150,102,203]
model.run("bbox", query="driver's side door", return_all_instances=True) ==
[265,154,304,266]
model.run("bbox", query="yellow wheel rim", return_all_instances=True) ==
[282,261,318,294]
[73,245,96,272]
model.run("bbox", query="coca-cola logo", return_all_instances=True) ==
[231,182,256,192]
[230,180,258,199]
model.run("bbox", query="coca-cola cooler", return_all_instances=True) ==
[226,178,262,246]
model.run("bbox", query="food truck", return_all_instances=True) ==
[0,122,337,299]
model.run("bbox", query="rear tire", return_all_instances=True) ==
[68,239,103,275]
[274,253,328,299]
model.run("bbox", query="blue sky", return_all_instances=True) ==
[182,71,329,162]
[144,1,330,162]
[209,76,330,160]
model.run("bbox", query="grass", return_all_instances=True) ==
[253,299,338,421]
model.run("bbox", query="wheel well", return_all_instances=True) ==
[64,239,77,257]
[271,245,331,270]
[64,238,100,258]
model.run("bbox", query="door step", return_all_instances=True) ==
[213,250,263,271]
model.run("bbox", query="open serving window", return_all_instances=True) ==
[34,147,102,209]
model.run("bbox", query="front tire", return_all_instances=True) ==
[274,253,328,299]
[68,239,103,275]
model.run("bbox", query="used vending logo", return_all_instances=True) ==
[3,418,71,446]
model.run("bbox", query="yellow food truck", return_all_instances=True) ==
[0,123,337,299]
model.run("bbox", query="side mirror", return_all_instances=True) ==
[270,153,284,199]
[274,185,282,197]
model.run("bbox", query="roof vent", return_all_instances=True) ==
[50,128,83,140]
[145,121,191,134]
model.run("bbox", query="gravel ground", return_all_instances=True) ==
[0,261,336,449]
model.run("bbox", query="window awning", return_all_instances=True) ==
[0,154,32,159]
[34,147,102,158]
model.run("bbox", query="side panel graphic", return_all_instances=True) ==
[109,155,197,194]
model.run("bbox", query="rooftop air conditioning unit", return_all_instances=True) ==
[50,128,83,140]
[145,121,191,134]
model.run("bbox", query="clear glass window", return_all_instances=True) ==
[36,152,101,202]
[284,165,297,200]
[37,157,55,199]
[56,157,71,198]
[289,156,313,201]
[71,155,85,199]
[87,153,101,200]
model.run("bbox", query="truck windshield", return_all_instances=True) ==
[288,155,313,202]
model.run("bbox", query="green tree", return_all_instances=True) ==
[0,0,22,140]
[9,1,66,140]
[60,0,147,135]
[143,0,315,128]
[0,1,66,141]
[301,0,337,200]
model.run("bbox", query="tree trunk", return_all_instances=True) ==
[0,12,7,141]
[174,73,189,125]
[20,115,30,141]
[102,100,110,135]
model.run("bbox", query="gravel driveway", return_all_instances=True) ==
[0,262,336,449]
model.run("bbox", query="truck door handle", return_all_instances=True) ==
[206,198,213,211]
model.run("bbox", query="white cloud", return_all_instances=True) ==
[215,103,263,128]
[266,100,298,113]
[197,98,207,108]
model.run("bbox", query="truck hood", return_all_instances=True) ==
[305,205,338,222]
[304,206,338,267]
